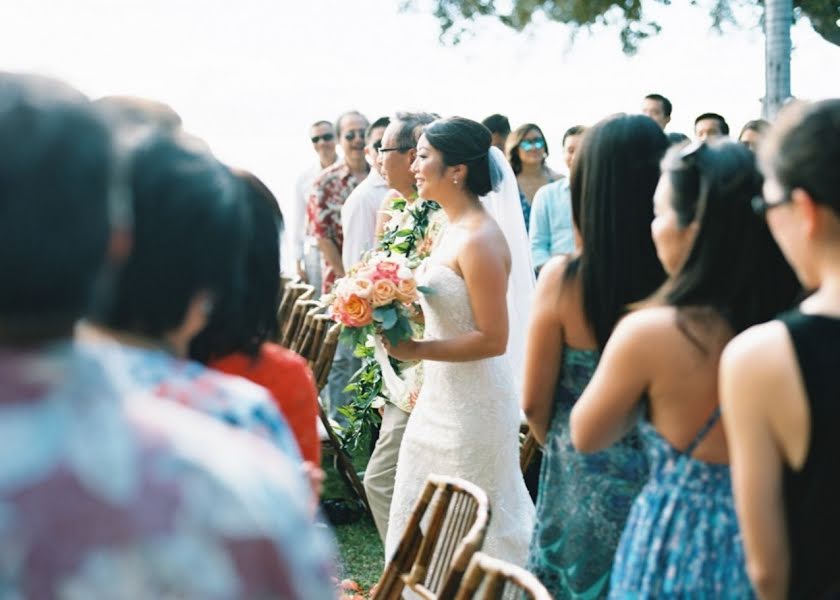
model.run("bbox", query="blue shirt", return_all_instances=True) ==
[529,178,575,270]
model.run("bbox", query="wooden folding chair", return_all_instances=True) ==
[277,284,315,346]
[313,321,341,390]
[277,278,315,331]
[453,552,552,600]
[296,311,331,363]
[282,298,320,349]
[309,318,371,517]
[373,475,491,600]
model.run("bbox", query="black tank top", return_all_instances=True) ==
[778,309,840,599]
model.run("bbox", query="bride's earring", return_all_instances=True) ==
[453,179,458,185]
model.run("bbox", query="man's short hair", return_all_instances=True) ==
[694,112,730,135]
[393,111,439,151]
[562,125,587,145]
[334,110,369,139]
[310,120,332,131]
[0,73,113,325]
[645,93,672,117]
[367,116,391,140]
[482,113,511,136]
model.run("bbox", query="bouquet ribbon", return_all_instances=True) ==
[372,334,407,402]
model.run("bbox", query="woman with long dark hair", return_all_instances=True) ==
[570,140,798,596]
[523,114,667,599]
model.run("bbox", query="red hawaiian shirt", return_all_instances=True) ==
[306,160,367,294]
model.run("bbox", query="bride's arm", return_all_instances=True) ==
[386,226,509,363]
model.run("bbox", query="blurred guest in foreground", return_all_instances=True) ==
[0,72,335,599]
[191,170,321,467]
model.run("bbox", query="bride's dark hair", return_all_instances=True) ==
[423,117,493,196]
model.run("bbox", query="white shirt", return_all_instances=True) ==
[340,168,388,271]
[291,157,339,262]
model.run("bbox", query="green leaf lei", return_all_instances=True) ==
[337,195,441,450]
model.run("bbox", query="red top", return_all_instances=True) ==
[211,343,320,464]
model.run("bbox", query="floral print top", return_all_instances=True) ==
[306,160,368,294]
[88,341,302,461]
[0,342,336,599]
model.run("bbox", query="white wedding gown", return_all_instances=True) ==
[384,225,535,572]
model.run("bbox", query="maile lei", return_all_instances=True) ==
[338,194,441,449]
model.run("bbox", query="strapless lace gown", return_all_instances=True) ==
[384,248,535,569]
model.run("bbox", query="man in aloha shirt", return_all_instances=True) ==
[0,73,335,599]
[364,112,446,542]
[306,110,371,296]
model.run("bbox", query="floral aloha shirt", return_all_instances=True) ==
[0,341,336,599]
[306,161,368,295]
[88,342,302,460]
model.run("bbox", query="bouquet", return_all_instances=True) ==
[324,252,428,447]
[327,252,425,350]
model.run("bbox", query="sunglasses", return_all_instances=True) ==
[310,133,335,144]
[751,193,792,217]
[343,129,366,142]
[520,138,545,152]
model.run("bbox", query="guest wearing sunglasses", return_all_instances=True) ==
[294,119,339,289]
[306,110,370,420]
[506,123,560,232]
[306,110,370,295]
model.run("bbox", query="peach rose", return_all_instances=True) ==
[395,277,418,303]
[371,278,397,307]
[332,293,373,327]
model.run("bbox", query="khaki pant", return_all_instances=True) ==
[364,403,410,543]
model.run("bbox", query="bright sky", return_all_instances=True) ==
[2,0,839,254]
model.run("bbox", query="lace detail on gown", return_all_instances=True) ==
[384,247,534,571]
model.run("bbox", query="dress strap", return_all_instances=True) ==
[682,406,722,458]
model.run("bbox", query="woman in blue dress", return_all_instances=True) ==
[523,114,668,599]
[570,140,799,597]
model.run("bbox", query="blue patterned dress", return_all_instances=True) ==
[609,408,754,598]
[526,347,648,599]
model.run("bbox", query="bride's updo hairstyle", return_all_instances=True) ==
[423,117,494,197]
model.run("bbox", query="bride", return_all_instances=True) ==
[383,117,535,567]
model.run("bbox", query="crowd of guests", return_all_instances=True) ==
[2,65,839,600]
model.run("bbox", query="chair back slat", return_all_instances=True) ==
[313,323,341,391]
[280,293,317,347]
[277,283,313,342]
[374,475,490,600]
[288,301,322,355]
[453,552,552,600]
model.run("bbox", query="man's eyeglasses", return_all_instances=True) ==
[378,146,413,155]
[751,194,792,217]
[310,133,335,144]
[520,138,545,152]
[343,129,366,142]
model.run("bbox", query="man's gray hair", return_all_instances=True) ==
[393,111,439,151]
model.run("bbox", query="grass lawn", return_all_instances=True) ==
[321,430,384,596]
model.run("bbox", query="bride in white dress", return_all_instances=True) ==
[383,117,535,567]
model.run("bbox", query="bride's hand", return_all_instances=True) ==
[382,336,420,361]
